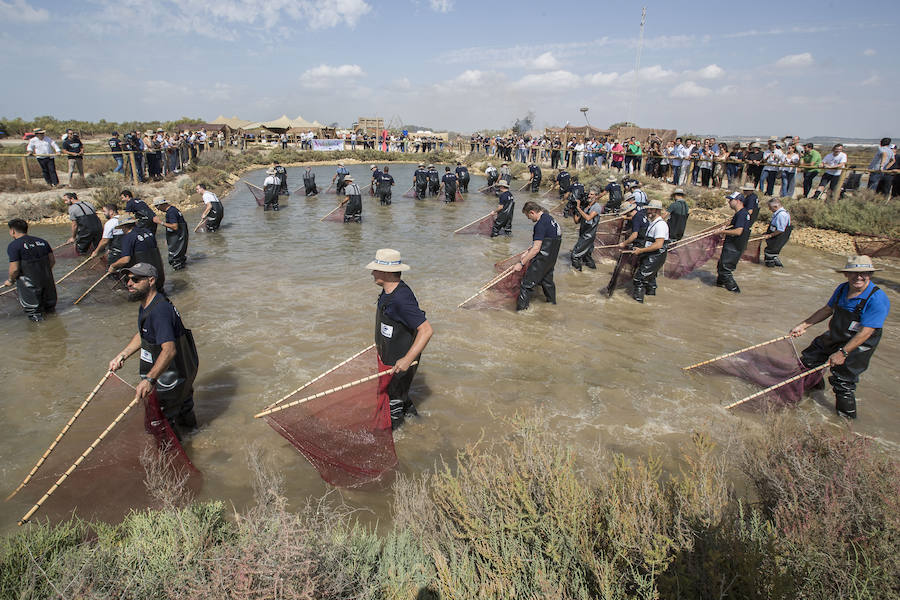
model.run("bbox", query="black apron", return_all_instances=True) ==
[71,202,102,255]
[206,202,224,231]
[519,235,562,308]
[492,195,515,236]
[666,199,689,241]
[375,282,420,412]
[344,185,362,222]
[132,202,158,235]
[263,183,280,210]
[107,222,125,264]
[128,229,166,292]
[164,208,189,268]
[765,214,792,257]
[303,172,317,195]
[274,166,288,194]
[16,243,56,317]
[428,171,440,194]
[572,208,601,262]
[139,294,199,425]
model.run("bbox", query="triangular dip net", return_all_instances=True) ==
[246,182,265,206]
[603,252,639,297]
[12,373,200,525]
[459,252,530,310]
[593,218,625,260]
[321,205,346,222]
[455,213,495,236]
[664,233,724,279]
[263,346,397,487]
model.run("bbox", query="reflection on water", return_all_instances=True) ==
[2,163,898,532]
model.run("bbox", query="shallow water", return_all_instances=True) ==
[2,163,898,533]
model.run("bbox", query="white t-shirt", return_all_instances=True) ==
[202,190,219,204]
[823,152,847,176]
[645,217,670,247]
[102,215,121,240]
[263,175,280,187]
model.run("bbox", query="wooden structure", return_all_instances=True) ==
[356,117,384,134]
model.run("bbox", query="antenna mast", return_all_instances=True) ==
[627,7,647,126]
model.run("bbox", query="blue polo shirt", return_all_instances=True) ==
[630,210,649,235]
[7,235,52,263]
[165,206,185,226]
[770,208,790,232]
[120,227,158,258]
[378,282,427,331]
[498,190,513,208]
[533,212,561,241]
[139,298,186,345]
[442,173,457,186]
[741,192,759,214]
[827,281,890,329]
[455,166,469,178]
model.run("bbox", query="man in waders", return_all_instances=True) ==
[91,203,125,264]
[629,199,669,303]
[63,192,103,255]
[339,175,362,223]
[376,166,394,206]
[604,176,624,212]
[333,163,350,195]
[367,248,433,429]
[108,263,198,437]
[666,189,690,242]
[515,201,562,311]
[762,198,791,267]
[196,183,224,232]
[617,200,649,250]
[5,218,56,322]
[121,190,157,235]
[108,215,166,292]
[427,164,440,196]
[151,197,188,271]
[440,167,458,203]
[570,189,602,271]
[263,167,281,211]
[485,164,499,188]
[273,162,288,196]
[564,175,584,218]
[716,191,751,293]
[491,180,515,237]
[528,162,542,192]
[303,166,318,196]
[791,256,890,419]
[455,161,470,193]
[413,163,428,200]
[740,183,760,228]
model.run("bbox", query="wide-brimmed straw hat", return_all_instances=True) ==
[266,167,277,174]
[646,199,663,210]
[34,128,46,134]
[671,188,685,196]
[495,180,509,188]
[741,183,755,192]
[618,201,637,215]
[117,215,137,226]
[607,176,617,182]
[152,196,169,206]
[365,248,411,272]
[835,255,881,273]
[344,175,354,181]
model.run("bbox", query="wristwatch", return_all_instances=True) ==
[838,348,848,357]
[146,377,158,386]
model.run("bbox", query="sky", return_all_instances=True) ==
[1,0,897,138]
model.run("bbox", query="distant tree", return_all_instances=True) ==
[512,111,535,135]
[609,121,638,129]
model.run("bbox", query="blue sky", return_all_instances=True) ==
[1,0,897,137]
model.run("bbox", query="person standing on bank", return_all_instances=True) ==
[716,191,752,293]
[196,183,224,232]
[791,255,890,419]
[108,263,199,437]
[303,166,318,196]
[108,131,125,175]
[90,204,124,264]
[570,189,602,271]
[5,218,56,322]
[455,162,470,193]
[108,215,166,292]
[528,162,542,192]
[440,167,458,203]
[26,129,60,186]
[63,192,103,255]
[629,199,669,303]
[515,201,562,311]
[263,167,281,211]
[367,248,433,429]
[151,197,188,271]
[61,130,85,184]
[762,198,792,267]
[376,166,395,206]
[339,175,362,223]
[740,183,761,227]
[666,188,690,241]
[491,180,515,237]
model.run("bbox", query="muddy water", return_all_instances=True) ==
[2,163,898,533]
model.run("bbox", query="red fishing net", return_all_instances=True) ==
[593,218,625,261]
[402,187,416,198]
[12,373,200,525]
[246,183,264,206]
[263,346,396,487]
[689,337,824,410]
[454,213,495,236]
[854,236,900,258]
[53,243,93,259]
[603,252,639,297]
[742,236,763,263]
[321,205,345,222]
[664,234,724,279]
[459,252,530,310]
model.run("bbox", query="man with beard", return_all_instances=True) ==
[108,215,166,292]
[491,180,515,237]
[629,199,669,303]
[427,164,440,196]
[196,183,224,232]
[152,197,188,271]
[91,204,125,264]
[570,189,602,271]
[121,189,157,235]
[455,161,470,193]
[376,166,395,206]
[63,192,102,255]
[515,201,562,311]
[303,166,318,196]
[413,163,428,199]
[108,262,198,438]
[527,162,542,192]
[5,218,56,322]
[716,192,751,293]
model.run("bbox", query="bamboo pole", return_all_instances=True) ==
[21,156,30,185]
[254,363,416,418]
[73,272,113,305]
[264,344,376,410]
[670,226,727,250]
[454,212,494,234]
[0,285,16,297]
[52,241,74,252]
[6,371,114,501]
[320,204,343,222]
[55,255,98,285]
[193,218,207,233]
[682,334,793,371]
[724,364,829,410]
[243,181,263,190]
[518,181,530,192]
[457,263,519,308]
[19,394,140,525]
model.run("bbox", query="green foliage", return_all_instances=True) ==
[0,115,207,137]
[783,191,900,237]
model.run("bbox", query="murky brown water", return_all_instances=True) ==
[2,163,898,533]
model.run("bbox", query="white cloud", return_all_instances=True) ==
[863,48,876,56]
[452,69,491,87]
[584,71,620,86]
[861,74,881,86]
[532,52,560,70]
[670,81,711,98]
[513,70,582,90]
[694,64,724,80]
[429,0,453,12]
[717,85,738,95]
[0,0,48,22]
[775,52,813,68]
[300,64,365,89]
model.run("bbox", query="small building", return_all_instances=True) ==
[356,117,384,134]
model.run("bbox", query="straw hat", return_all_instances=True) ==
[266,167,277,175]
[624,192,636,202]
[495,180,509,188]
[152,196,169,206]
[34,128,46,134]
[344,175,354,182]
[365,248,411,272]
[646,199,663,210]
[671,188,685,196]
[370,164,377,169]
[835,255,881,273]
[427,164,434,168]
[607,176,617,182]
[117,215,137,226]
[618,201,637,215]
[740,183,755,192]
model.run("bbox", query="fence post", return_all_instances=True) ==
[21,157,31,185]
[128,151,139,184]
[739,161,747,186]
[833,167,849,201]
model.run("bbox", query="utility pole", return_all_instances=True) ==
[626,7,646,127]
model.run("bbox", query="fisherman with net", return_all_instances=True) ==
[197,183,224,232]
[427,164,440,196]
[617,199,649,251]
[554,166,571,204]
[333,163,350,196]
[485,163,499,188]
[368,249,433,429]
[527,161,542,192]
[455,161,470,193]
[791,255,890,419]
[413,163,428,199]
[108,215,166,292]
[604,176,624,212]
[151,197,188,271]
[716,191,752,293]
[108,262,199,437]
[629,199,669,303]
[570,189,602,271]
[440,166,458,203]
[491,180,515,237]
[515,201,562,311]
[5,218,56,322]
[376,166,394,206]
[339,175,363,223]
[263,167,281,211]
[762,198,792,267]
[63,192,102,256]
[739,183,760,228]
[303,166,318,196]
[273,162,288,196]
[122,190,158,235]
[666,188,690,241]
[499,163,512,185]
[91,203,124,263]
[563,175,584,218]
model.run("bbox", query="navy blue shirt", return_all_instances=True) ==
[120,227,158,258]
[455,166,469,178]
[529,164,542,178]
[741,192,759,213]
[165,205,185,226]
[371,168,382,182]
[533,212,561,241]
[378,282,427,331]
[730,208,751,231]
[139,298,186,345]
[442,173,457,186]
[498,190,513,208]
[7,235,52,263]
[125,198,153,218]
[630,209,649,235]
[377,172,394,186]
[556,171,570,190]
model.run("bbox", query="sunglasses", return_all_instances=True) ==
[126,275,147,283]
